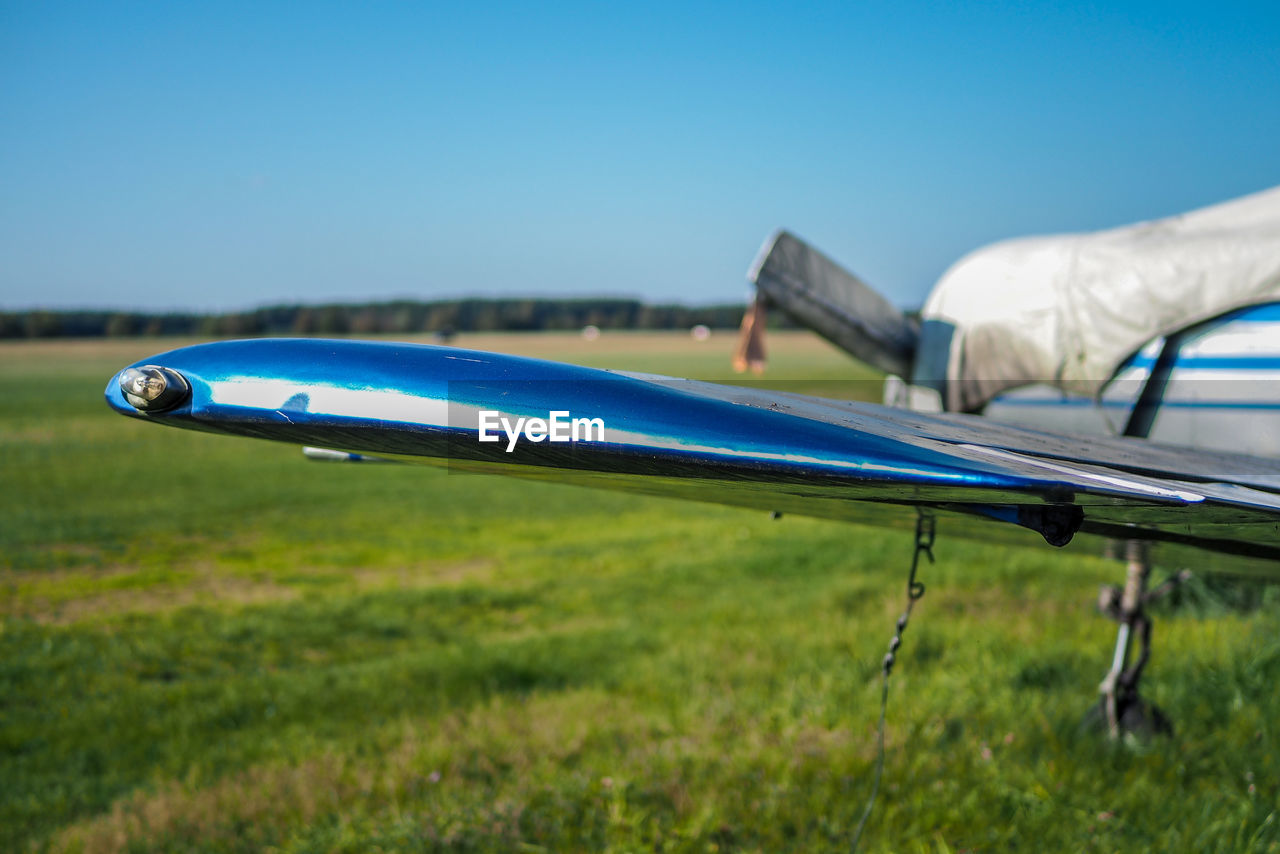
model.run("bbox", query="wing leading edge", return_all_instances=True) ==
[105,339,1280,576]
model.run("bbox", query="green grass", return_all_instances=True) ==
[2,332,1278,852]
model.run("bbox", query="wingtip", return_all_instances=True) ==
[747,228,794,283]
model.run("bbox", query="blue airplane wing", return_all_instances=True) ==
[105,338,1280,576]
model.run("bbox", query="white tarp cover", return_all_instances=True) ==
[923,185,1280,411]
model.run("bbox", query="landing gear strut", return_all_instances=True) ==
[1085,541,1189,738]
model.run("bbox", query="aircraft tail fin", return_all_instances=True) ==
[748,230,919,377]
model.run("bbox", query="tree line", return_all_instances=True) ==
[0,298,789,339]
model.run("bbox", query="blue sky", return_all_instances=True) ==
[2,1,1278,311]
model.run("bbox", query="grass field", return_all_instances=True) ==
[3,331,1279,852]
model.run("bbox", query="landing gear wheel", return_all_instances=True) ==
[1082,693,1173,738]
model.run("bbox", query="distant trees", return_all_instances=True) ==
[0,298,787,339]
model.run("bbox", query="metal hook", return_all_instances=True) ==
[907,511,935,600]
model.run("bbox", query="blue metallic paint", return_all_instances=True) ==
[106,338,1280,572]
